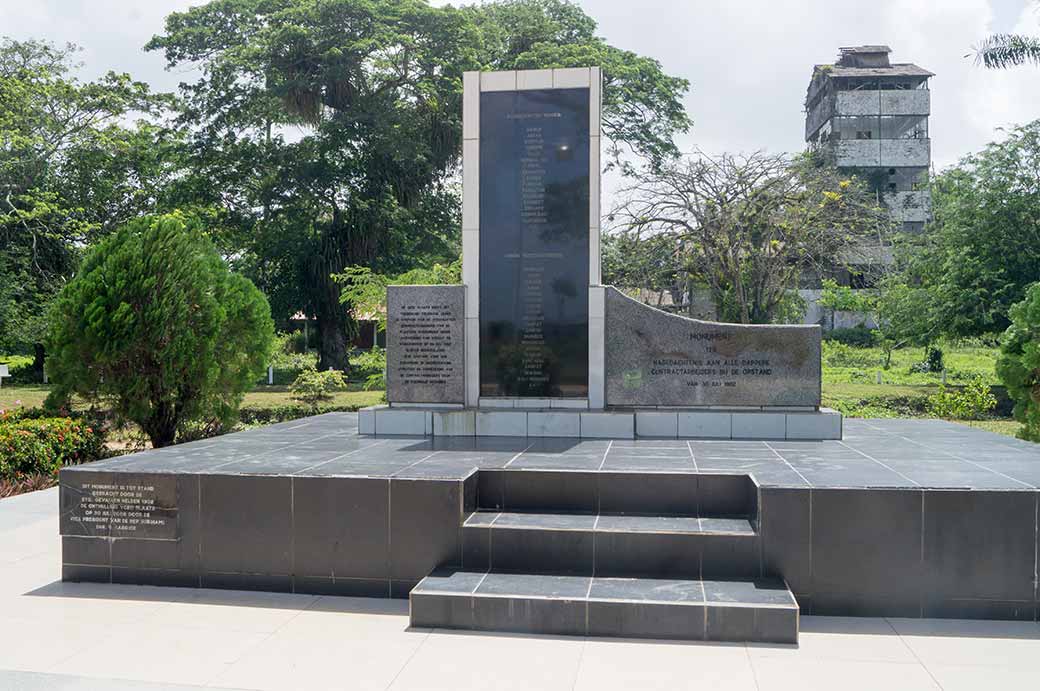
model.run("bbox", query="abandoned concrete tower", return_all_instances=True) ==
[805,45,933,244]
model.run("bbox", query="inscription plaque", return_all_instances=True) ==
[605,288,821,407]
[61,472,178,539]
[479,88,590,397]
[386,285,465,403]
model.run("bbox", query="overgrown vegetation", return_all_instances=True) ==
[996,283,1040,441]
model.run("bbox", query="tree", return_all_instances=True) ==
[467,0,691,172]
[997,283,1040,441]
[45,214,275,447]
[148,0,479,371]
[613,151,893,324]
[147,0,692,371]
[601,231,680,307]
[0,38,175,370]
[896,120,1040,339]
[975,3,1040,70]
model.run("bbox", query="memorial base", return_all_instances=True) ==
[359,405,843,441]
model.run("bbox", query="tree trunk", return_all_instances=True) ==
[32,343,45,379]
[143,402,178,448]
[313,269,353,372]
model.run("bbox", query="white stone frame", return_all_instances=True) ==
[462,67,604,409]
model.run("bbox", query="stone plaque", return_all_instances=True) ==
[387,285,465,403]
[605,288,821,407]
[60,472,178,539]
[479,88,590,398]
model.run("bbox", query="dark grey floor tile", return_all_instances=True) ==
[389,478,462,580]
[490,526,593,575]
[702,578,795,606]
[293,476,389,580]
[587,600,705,640]
[492,512,597,530]
[477,572,591,599]
[589,577,704,603]
[597,472,698,515]
[595,515,701,534]
[413,569,487,594]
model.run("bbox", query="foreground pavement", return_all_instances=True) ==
[4,484,1039,690]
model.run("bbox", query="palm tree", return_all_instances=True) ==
[975,3,1040,69]
[975,33,1040,68]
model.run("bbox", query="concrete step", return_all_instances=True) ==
[476,469,757,518]
[410,570,798,644]
[461,511,760,579]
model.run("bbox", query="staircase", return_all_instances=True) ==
[409,470,798,644]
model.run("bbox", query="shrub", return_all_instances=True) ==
[911,346,945,374]
[349,347,386,390]
[927,377,998,421]
[289,367,348,409]
[824,326,877,347]
[45,213,275,447]
[996,283,1040,441]
[0,414,106,477]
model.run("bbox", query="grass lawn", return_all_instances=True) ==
[1,384,383,413]
[241,386,384,410]
[2,342,1032,445]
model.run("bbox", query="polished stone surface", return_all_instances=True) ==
[605,287,822,407]
[479,88,590,398]
[386,285,465,404]
[66,413,1040,490]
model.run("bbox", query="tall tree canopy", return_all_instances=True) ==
[147,0,691,369]
[896,119,1040,339]
[0,38,170,366]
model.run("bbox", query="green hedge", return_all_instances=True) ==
[0,414,106,477]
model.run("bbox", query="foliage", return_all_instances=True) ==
[45,213,275,447]
[975,30,1040,69]
[468,0,691,172]
[927,377,997,421]
[335,260,461,333]
[0,471,59,498]
[822,341,881,369]
[0,414,106,478]
[910,346,946,374]
[350,347,387,390]
[894,120,1040,339]
[996,283,1040,442]
[0,355,36,384]
[824,326,877,347]
[289,367,349,409]
[614,151,893,324]
[147,0,479,370]
[600,231,678,301]
[147,0,690,370]
[0,38,176,362]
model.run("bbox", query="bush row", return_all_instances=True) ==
[0,414,107,477]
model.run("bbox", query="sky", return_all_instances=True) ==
[2,0,1039,172]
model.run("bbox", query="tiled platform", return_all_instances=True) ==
[68,413,1040,489]
[58,413,1040,631]
[6,488,1040,690]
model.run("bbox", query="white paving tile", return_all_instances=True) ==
[388,630,583,691]
[576,638,757,691]
[0,487,1037,691]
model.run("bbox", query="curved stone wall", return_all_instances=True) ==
[604,287,821,408]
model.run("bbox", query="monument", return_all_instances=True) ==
[57,69,1040,646]
[366,66,839,440]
